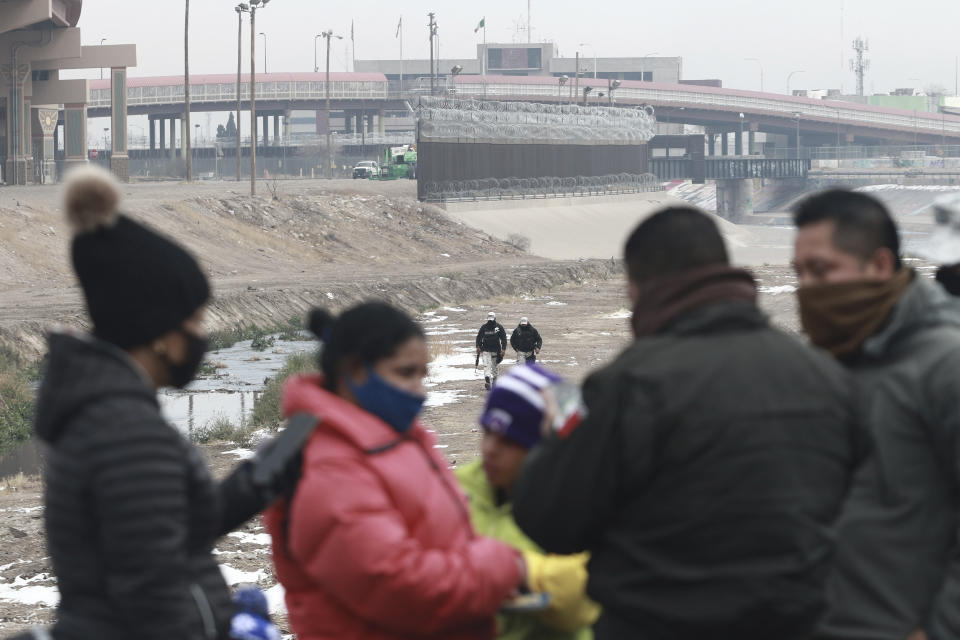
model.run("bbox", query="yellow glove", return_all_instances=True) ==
[522,550,601,632]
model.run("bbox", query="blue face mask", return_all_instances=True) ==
[348,366,426,434]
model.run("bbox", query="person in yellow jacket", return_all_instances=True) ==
[456,364,600,640]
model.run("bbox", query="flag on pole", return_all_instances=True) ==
[396,16,402,38]
[474,17,485,33]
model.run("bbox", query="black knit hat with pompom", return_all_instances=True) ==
[64,165,210,349]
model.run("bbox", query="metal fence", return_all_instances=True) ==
[421,173,663,202]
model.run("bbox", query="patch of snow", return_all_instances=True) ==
[219,564,266,586]
[425,389,468,408]
[443,307,466,313]
[546,301,567,306]
[265,583,287,616]
[326,292,335,299]
[422,315,448,324]
[759,285,797,295]
[0,574,60,607]
[427,352,477,385]
[0,560,27,573]
[604,309,632,319]
[223,448,255,460]
[228,532,273,546]
[434,444,450,449]
[440,253,451,257]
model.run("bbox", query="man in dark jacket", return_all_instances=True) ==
[510,317,543,364]
[513,206,863,640]
[793,189,960,640]
[476,311,507,390]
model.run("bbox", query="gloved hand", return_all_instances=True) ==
[218,413,318,535]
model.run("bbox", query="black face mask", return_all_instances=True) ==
[162,330,209,389]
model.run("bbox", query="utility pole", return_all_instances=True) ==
[428,13,436,95]
[850,36,870,97]
[184,0,192,182]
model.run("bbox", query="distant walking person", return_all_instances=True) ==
[510,317,543,364]
[477,311,507,390]
[513,206,863,640]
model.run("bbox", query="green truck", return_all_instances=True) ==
[371,144,418,180]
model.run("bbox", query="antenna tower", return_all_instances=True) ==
[849,36,870,97]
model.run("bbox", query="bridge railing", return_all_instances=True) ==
[452,81,960,137]
[90,79,390,109]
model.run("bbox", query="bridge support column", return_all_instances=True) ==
[748,130,756,155]
[273,114,280,146]
[378,108,385,136]
[316,109,328,135]
[63,102,88,171]
[721,132,729,156]
[168,118,176,159]
[734,129,743,156]
[33,108,58,184]
[284,110,291,145]
[110,67,129,182]
[716,179,754,223]
[261,115,269,146]
[707,134,716,156]
[149,118,156,150]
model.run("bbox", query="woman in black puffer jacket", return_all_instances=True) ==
[31,166,300,640]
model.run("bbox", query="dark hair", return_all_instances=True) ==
[308,302,425,390]
[793,189,902,270]
[624,207,729,283]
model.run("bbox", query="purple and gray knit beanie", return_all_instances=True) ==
[479,364,563,449]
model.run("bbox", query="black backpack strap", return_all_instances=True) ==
[273,412,320,553]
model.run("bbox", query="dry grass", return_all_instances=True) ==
[1,472,38,492]
[429,338,456,359]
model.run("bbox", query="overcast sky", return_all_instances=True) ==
[72,0,958,95]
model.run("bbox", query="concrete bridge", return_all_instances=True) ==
[80,71,960,151]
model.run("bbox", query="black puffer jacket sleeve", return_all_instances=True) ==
[88,419,197,639]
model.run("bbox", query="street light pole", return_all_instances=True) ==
[739,112,745,155]
[248,1,270,195]
[260,32,267,74]
[640,52,659,82]
[236,3,247,182]
[745,57,764,92]
[185,0,192,182]
[314,34,322,72]
[786,69,805,95]
[323,30,343,177]
[99,38,106,80]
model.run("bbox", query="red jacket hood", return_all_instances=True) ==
[282,373,435,452]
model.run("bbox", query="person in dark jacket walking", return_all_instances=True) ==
[510,318,543,364]
[513,206,863,640]
[34,165,302,640]
[793,189,960,640]
[477,312,507,390]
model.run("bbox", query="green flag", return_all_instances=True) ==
[474,17,485,33]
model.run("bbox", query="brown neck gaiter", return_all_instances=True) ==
[797,267,914,359]
[631,264,758,338]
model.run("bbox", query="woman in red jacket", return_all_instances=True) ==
[265,303,526,640]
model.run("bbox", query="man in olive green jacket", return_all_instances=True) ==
[456,365,599,640]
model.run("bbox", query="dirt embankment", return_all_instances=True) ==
[0,179,622,358]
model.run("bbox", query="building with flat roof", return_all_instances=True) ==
[356,42,682,91]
